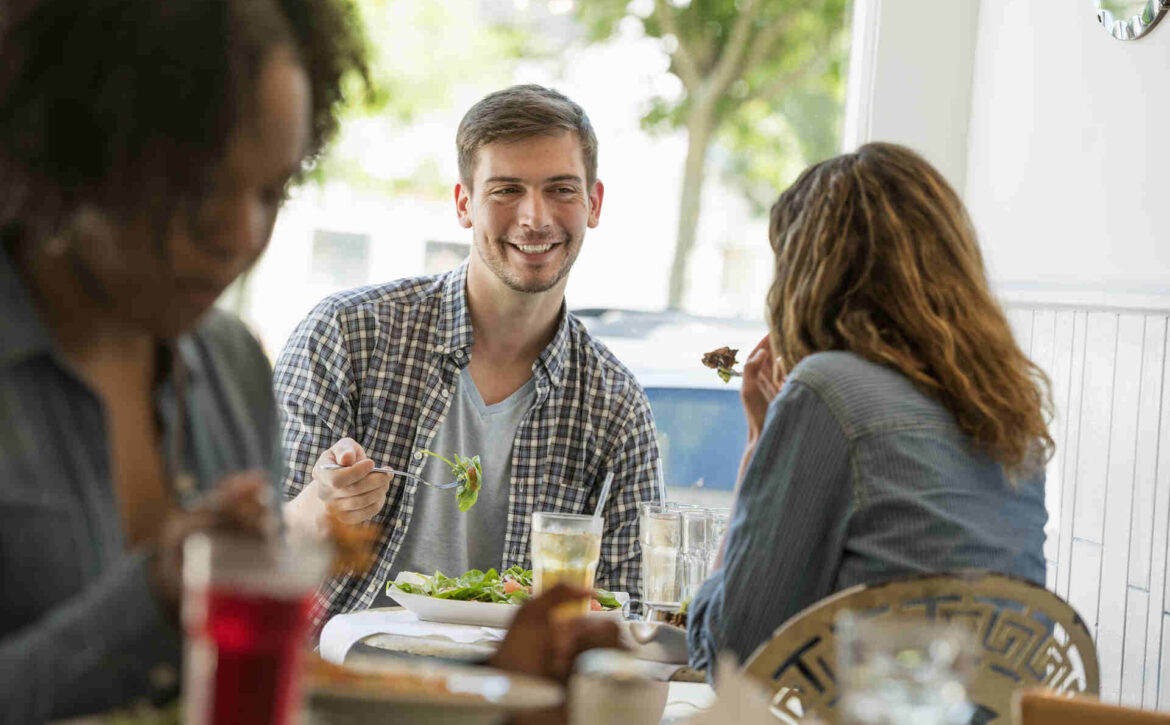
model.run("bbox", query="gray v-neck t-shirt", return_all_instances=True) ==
[375,366,536,602]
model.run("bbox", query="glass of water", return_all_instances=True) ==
[705,508,731,572]
[679,509,712,600]
[837,613,976,725]
[638,503,681,613]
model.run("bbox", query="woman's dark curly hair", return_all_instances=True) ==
[0,0,367,247]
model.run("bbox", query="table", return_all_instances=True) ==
[326,608,715,723]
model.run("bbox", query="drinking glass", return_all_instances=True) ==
[836,613,976,725]
[531,512,604,619]
[638,503,681,614]
[706,509,731,572]
[182,532,332,725]
[679,509,712,600]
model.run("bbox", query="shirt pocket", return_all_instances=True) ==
[539,463,598,513]
[0,500,86,629]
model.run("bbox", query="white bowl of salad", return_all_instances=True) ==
[387,566,628,629]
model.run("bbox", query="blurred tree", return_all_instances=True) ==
[578,0,850,309]
[314,0,538,197]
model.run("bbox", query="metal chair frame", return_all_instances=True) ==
[741,570,1100,724]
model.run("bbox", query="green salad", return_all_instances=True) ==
[388,565,623,610]
[421,449,482,511]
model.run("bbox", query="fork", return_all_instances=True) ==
[319,463,461,490]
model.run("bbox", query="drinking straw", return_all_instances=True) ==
[593,471,616,520]
[655,460,668,503]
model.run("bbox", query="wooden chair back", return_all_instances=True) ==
[1014,689,1170,724]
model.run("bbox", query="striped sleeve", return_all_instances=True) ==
[687,381,853,672]
[272,301,358,500]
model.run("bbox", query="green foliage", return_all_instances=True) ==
[315,0,537,197]
[579,0,851,204]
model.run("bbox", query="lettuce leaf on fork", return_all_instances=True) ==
[420,450,483,511]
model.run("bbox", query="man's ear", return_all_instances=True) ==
[587,179,604,228]
[455,182,473,229]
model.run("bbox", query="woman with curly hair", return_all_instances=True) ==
[0,0,365,720]
[686,143,1053,673]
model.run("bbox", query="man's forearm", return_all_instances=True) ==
[282,480,326,539]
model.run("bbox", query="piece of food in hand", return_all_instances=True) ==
[701,346,741,383]
[323,508,378,576]
[421,450,483,511]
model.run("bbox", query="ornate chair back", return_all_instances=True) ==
[741,570,1099,725]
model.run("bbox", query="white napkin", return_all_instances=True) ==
[319,608,507,664]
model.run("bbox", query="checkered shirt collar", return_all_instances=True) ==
[438,262,571,387]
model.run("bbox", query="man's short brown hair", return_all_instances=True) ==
[456,84,598,189]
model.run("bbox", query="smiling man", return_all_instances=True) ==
[276,85,662,628]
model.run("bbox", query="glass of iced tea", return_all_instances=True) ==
[531,512,604,619]
[182,532,332,725]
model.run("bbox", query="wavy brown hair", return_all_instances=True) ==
[766,142,1053,475]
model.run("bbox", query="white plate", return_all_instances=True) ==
[308,653,562,725]
[620,621,690,664]
[386,585,629,628]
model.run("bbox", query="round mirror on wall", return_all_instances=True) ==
[1095,0,1169,40]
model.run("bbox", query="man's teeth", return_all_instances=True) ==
[516,243,552,254]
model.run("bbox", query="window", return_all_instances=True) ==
[309,229,371,287]
[424,240,470,275]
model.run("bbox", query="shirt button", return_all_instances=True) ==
[454,349,464,359]
[435,344,446,353]
[414,451,423,460]
[441,388,450,398]
[367,582,377,592]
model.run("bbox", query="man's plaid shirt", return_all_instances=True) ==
[274,264,662,628]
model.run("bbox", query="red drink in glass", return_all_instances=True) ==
[183,534,331,725]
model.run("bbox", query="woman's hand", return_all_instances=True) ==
[741,335,784,443]
[491,584,622,683]
[149,472,277,619]
[491,585,623,725]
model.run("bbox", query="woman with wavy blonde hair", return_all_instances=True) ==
[687,143,1053,672]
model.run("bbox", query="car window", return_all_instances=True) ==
[646,386,746,494]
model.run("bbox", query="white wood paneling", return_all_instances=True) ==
[1147,324,1170,708]
[1031,310,1060,565]
[1057,313,1090,599]
[1008,308,1034,357]
[1130,318,1167,591]
[1070,538,1104,633]
[1073,312,1119,544]
[1097,315,1148,702]
[1161,614,1170,711]
[1123,588,1151,706]
[1005,305,1170,710]
[1054,311,1086,601]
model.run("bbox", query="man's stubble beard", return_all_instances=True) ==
[477,231,582,294]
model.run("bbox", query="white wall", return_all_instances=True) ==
[852,0,1170,711]
[965,0,1170,309]
[842,0,982,194]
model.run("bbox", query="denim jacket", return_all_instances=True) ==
[687,351,1047,672]
[0,248,281,723]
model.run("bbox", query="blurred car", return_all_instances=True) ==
[574,308,767,506]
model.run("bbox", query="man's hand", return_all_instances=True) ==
[490,584,622,684]
[150,472,277,619]
[741,334,784,444]
[285,438,391,535]
[312,438,391,524]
